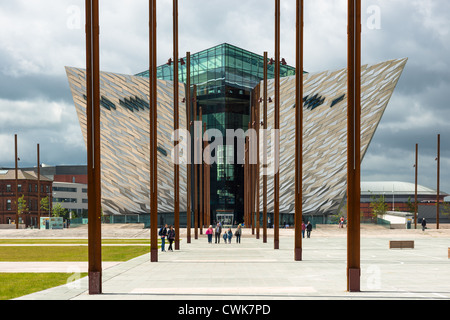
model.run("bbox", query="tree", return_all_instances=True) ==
[40,196,50,216]
[406,196,416,213]
[52,203,70,220]
[16,195,29,226]
[369,194,389,221]
[17,195,29,216]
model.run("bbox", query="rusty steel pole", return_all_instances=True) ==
[199,107,203,234]
[347,0,361,292]
[186,52,192,243]
[15,134,19,229]
[414,143,418,229]
[256,87,261,240]
[37,144,41,229]
[274,0,281,250]
[86,0,102,294]
[193,85,199,239]
[294,0,304,262]
[436,134,440,229]
[263,52,268,243]
[149,0,158,262]
[173,0,180,251]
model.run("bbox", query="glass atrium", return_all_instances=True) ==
[136,43,297,223]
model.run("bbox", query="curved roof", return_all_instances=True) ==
[361,181,448,196]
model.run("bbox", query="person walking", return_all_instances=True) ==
[301,221,306,238]
[235,224,242,243]
[167,225,175,251]
[215,222,222,243]
[306,221,312,238]
[226,228,233,243]
[159,224,168,252]
[421,218,427,232]
[206,225,213,243]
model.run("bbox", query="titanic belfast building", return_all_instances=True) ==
[66,43,407,224]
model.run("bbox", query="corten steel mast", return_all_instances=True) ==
[193,85,198,240]
[263,52,268,244]
[37,144,40,229]
[274,0,281,250]
[15,134,18,229]
[256,87,261,240]
[436,134,440,229]
[186,52,192,243]
[149,0,158,262]
[199,107,203,235]
[173,0,180,250]
[294,0,304,262]
[414,144,418,229]
[86,0,102,294]
[347,0,361,292]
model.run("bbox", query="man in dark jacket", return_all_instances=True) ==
[421,218,427,231]
[215,222,222,243]
[306,221,313,238]
[159,224,168,252]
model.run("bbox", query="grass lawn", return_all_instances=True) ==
[0,273,87,300]
[0,245,154,262]
[0,239,154,245]
[0,240,160,299]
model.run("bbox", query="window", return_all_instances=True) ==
[29,184,32,192]
[6,200,11,211]
[6,185,11,192]
[18,184,22,192]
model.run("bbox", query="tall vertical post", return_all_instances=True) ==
[37,144,41,229]
[149,0,158,262]
[274,0,281,250]
[199,107,203,234]
[414,143,418,229]
[86,0,102,294]
[294,0,304,261]
[173,0,180,251]
[347,0,361,292]
[15,134,19,230]
[186,52,192,243]
[263,52,268,244]
[256,86,261,240]
[203,122,208,229]
[436,134,440,230]
[193,85,198,240]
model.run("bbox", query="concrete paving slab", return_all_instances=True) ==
[11,224,450,301]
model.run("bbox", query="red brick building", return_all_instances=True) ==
[0,169,53,226]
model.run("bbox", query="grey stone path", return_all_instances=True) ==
[10,225,450,300]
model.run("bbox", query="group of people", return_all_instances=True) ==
[301,221,313,238]
[158,224,176,252]
[205,223,242,244]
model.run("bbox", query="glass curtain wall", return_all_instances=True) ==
[136,43,296,223]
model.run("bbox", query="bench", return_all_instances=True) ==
[389,240,414,249]
[448,248,450,259]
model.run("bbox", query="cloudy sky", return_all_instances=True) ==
[1,0,449,197]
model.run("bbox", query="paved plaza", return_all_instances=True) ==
[1,224,449,300]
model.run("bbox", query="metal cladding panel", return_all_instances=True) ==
[259,58,407,215]
[65,67,187,215]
